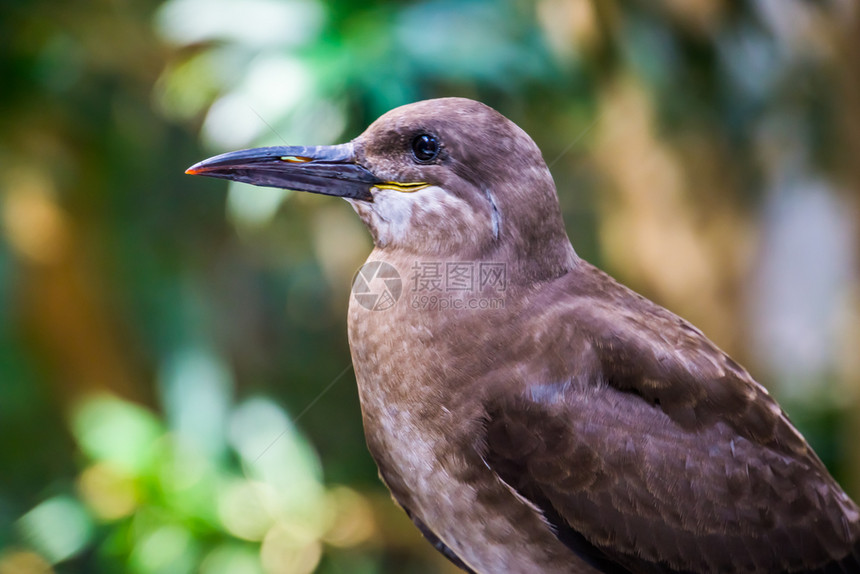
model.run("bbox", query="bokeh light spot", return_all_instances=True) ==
[17,496,93,564]
[77,462,138,521]
[71,395,162,475]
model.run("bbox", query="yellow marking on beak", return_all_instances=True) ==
[374,182,430,193]
[280,156,313,163]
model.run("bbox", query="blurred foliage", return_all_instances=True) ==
[1,0,859,572]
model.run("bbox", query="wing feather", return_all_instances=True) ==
[481,264,860,572]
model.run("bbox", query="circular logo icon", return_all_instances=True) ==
[352,261,402,311]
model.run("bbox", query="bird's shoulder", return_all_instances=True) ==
[519,260,805,454]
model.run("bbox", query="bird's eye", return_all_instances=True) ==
[411,134,440,163]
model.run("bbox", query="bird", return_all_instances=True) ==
[187,97,860,573]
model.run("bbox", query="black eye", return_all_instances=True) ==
[411,134,440,163]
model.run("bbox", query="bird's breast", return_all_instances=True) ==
[344,264,594,573]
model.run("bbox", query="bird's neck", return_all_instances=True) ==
[490,176,580,285]
[506,232,580,287]
[373,228,579,289]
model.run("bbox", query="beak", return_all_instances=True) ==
[185,143,379,201]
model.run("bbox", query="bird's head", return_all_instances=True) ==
[187,98,577,280]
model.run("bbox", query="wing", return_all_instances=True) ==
[481,265,860,573]
[403,506,477,573]
[372,446,476,573]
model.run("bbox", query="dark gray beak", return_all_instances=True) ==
[185,143,379,201]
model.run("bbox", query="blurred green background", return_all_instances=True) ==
[1,0,859,572]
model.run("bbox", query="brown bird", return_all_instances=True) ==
[187,98,860,573]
